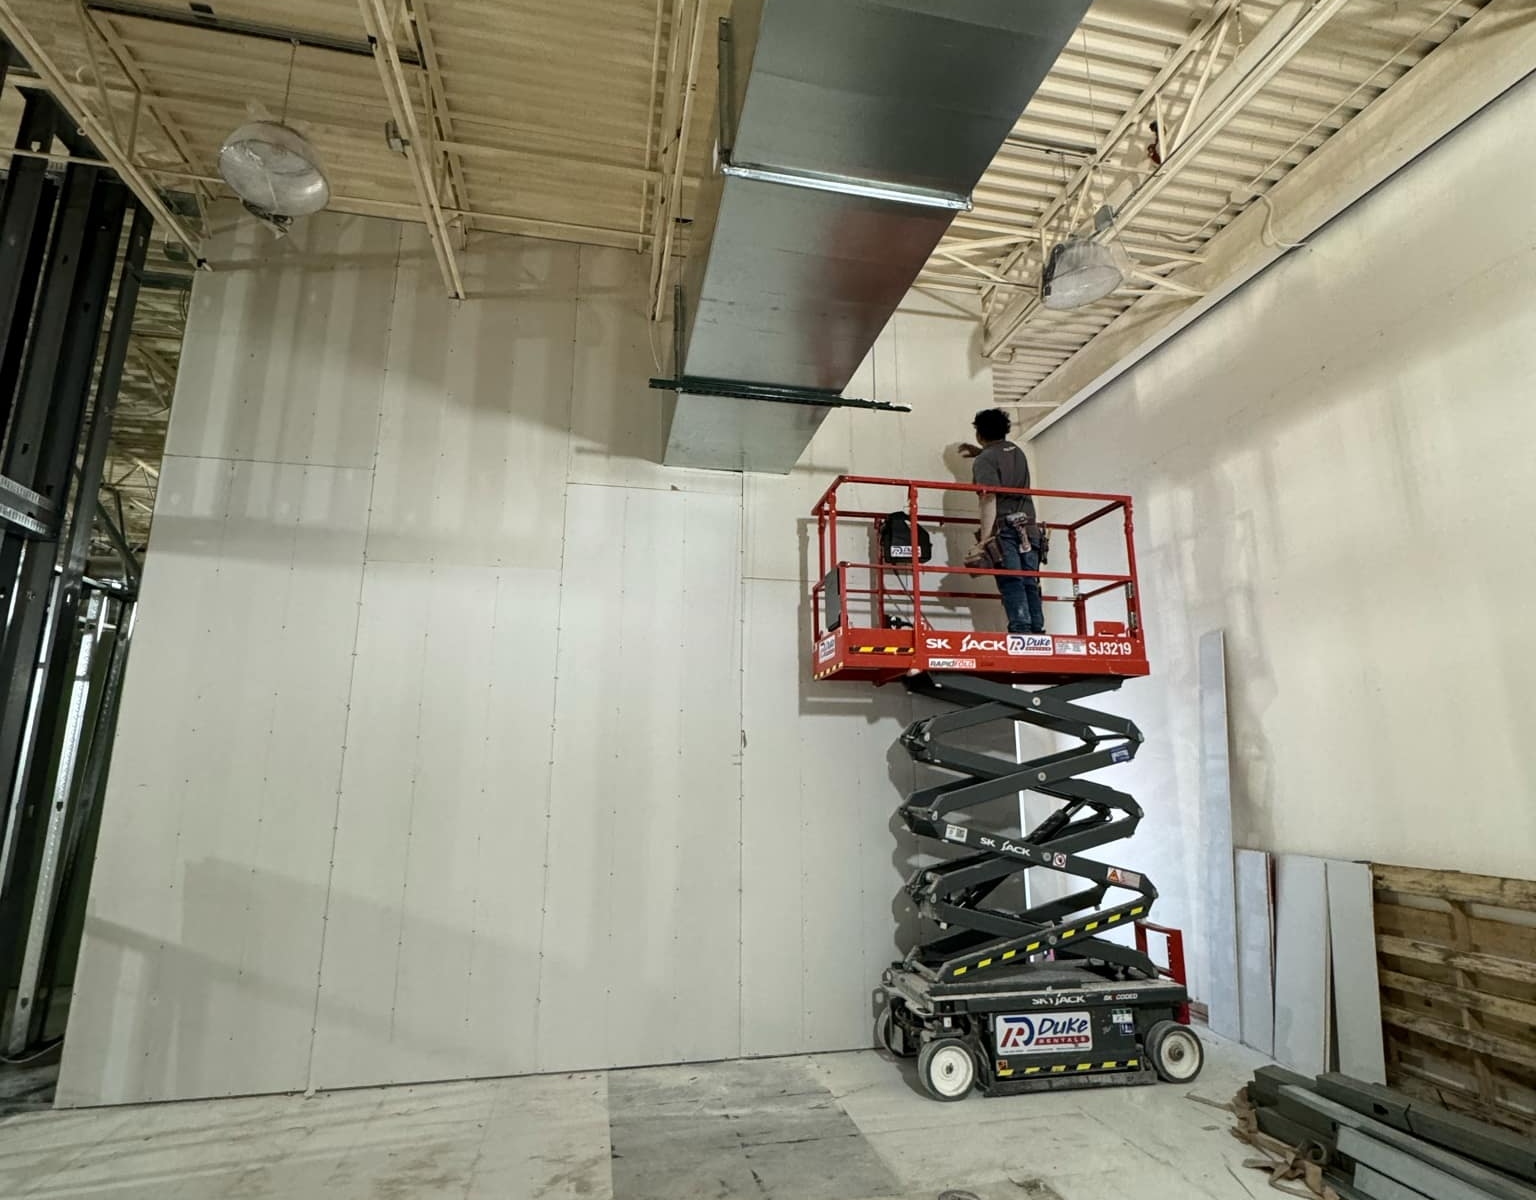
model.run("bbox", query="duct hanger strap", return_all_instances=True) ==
[649,376,910,413]
[719,157,973,213]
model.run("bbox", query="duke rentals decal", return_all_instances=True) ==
[995,1012,1094,1055]
[928,657,977,670]
[816,635,837,662]
[1007,634,1054,655]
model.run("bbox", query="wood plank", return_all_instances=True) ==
[1374,865,1536,913]
[1391,1068,1536,1137]
[1379,971,1536,1034]
[1382,1006,1536,1072]
[1447,900,1498,1106]
[1374,901,1453,943]
[1377,935,1536,986]
[1376,900,1536,966]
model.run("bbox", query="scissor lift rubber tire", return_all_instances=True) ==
[1146,1019,1204,1083]
[918,1037,979,1102]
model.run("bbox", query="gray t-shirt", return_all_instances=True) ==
[972,440,1036,524]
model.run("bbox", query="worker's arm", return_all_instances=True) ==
[977,494,998,542]
[972,449,998,540]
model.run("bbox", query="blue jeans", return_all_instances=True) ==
[997,524,1045,635]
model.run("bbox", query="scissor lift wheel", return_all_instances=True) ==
[918,1037,978,1102]
[875,1002,916,1059]
[1146,1020,1204,1083]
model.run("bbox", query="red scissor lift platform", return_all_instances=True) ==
[810,477,1201,1101]
[811,477,1151,685]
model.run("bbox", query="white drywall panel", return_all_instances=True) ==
[740,578,917,1056]
[311,562,560,1089]
[1031,77,1536,997]
[539,483,742,1072]
[744,303,998,641]
[366,229,578,570]
[1272,854,1330,1077]
[167,208,400,468]
[567,246,741,497]
[71,219,1000,1098]
[1327,859,1387,1084]
[59,455,369,1105]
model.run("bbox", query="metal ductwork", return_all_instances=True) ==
[660,0,1091,473]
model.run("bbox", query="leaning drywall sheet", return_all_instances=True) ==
[1273,854,1330,1076]
[1327,859,1388,1084]
[310,562,560,1089]
[168,210,400,469]
[539,483,743,1072]
[1199,631,1241,1040]
[1235,849,1275,1056]
[59,456,370,1105]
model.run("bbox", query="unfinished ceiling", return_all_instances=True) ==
[0,0,1515,458]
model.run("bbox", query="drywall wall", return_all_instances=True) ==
[1029,76,1536,1006]
[59,210,997,1104]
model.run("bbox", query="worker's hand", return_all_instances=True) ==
[957,442,982,459]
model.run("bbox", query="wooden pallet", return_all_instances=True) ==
[1371,863,1536,1137]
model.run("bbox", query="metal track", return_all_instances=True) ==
[898,672,1160,983]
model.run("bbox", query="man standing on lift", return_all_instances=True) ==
[961,408,1045,635]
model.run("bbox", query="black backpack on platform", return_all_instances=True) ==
[880,511,932,564]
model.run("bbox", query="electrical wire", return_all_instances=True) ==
[1254,192,1306,249]
[1,1036,62,1065]
[279,39,298,124]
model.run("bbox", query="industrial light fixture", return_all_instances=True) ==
[217,41,330,222]
[1040,205,1129,310]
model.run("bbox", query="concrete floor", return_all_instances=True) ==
[1,1031,1272,1200]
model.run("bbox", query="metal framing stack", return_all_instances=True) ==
[0,49,148,1056]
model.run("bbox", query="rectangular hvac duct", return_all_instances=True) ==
[662,0,1090,473]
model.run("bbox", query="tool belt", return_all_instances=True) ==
[1006,512,1051,566]
[965,514,1050,570]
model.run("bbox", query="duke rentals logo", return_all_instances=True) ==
[1007,634,1053,655]
[994,1012,1094,1055]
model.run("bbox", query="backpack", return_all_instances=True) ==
[880,511,932,564]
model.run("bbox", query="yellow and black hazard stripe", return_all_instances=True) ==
[996,1058,1141,1078]
[948,904,1148,978]
[814,645,914,681]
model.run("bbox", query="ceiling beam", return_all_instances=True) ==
[983,0,1355,358]
[0,0,205,261]
[85,0,421,64]
[977,1,1237,331]
[1023,0,1536,438]
[357,0,464,299]
[404,0,469,217]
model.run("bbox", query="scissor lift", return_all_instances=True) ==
[811,476,1203,1101]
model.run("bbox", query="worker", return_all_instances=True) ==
[960,408,1045,635]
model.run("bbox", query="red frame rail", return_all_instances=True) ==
[810,475,1150,684]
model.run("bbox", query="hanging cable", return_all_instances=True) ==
[279,38,298,123]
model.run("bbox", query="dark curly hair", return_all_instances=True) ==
[973,408,1012,442]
